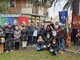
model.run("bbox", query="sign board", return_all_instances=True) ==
[1,14,21,17]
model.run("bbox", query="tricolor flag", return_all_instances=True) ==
[66,18,71,48]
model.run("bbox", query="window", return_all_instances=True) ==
[9,0,16,7]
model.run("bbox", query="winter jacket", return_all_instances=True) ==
[21,29,28,41]
[39,28,46,36]
[5,27,14,38]
[50,43,58,51]
[57,28,67,40]
[27,26,32,36]
[14,30,21,42]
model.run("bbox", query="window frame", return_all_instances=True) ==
[9,0,16,8]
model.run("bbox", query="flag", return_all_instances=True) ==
[66,18,69,32]
[7,17,14,25]
[59,11,68,24]
[18,16,28,26]
[66,18,71,48]
[1,17,7,26]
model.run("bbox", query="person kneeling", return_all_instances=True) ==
[48,40,58,55]
[36,36,43,51]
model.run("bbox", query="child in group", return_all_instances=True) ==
[76,29,80,52]
[36,36,43,51]
[44,34,53,49]
[48,38,58,55]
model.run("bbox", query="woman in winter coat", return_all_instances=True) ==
[46,25,52,38]
[14,26,21,50]
[21,26,28,49]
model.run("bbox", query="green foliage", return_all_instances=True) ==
[0,0,8,12]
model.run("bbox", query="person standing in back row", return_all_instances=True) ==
[14,26,21,50]
[32,24,37,44]
[5,24,14,53]
[27,24,33,46]
[21,26,28,49]
[39,25,46,40]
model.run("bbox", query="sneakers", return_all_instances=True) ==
[10,50,13,52]
[6,50,13,53]
[6,51,8,53]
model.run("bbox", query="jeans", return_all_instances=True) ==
[59,39,65,51]
[32,36,37,44]
[78,41,80,50]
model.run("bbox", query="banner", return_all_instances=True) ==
[18,16,28,26]
[7,17,14,25]
[72,16,80,29]
[59,11,68,24]
[1,17,7,26]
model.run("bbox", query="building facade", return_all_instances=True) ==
[1,0,53,26]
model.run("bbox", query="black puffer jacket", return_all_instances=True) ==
[39,28,46,36]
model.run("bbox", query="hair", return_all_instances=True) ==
[37,36,43,42]
[15,26,19,29]
[52,38,56,43]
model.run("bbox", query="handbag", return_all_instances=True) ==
[0,37,5,43]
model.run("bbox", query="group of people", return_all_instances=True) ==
[0,21,68,55]
[36,22,68,55]
[0,21,80,55]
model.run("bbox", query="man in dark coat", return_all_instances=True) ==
[5,24,14,53]
[39,25,46,40]
[27,25,33,46]
[57,26,67,51]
